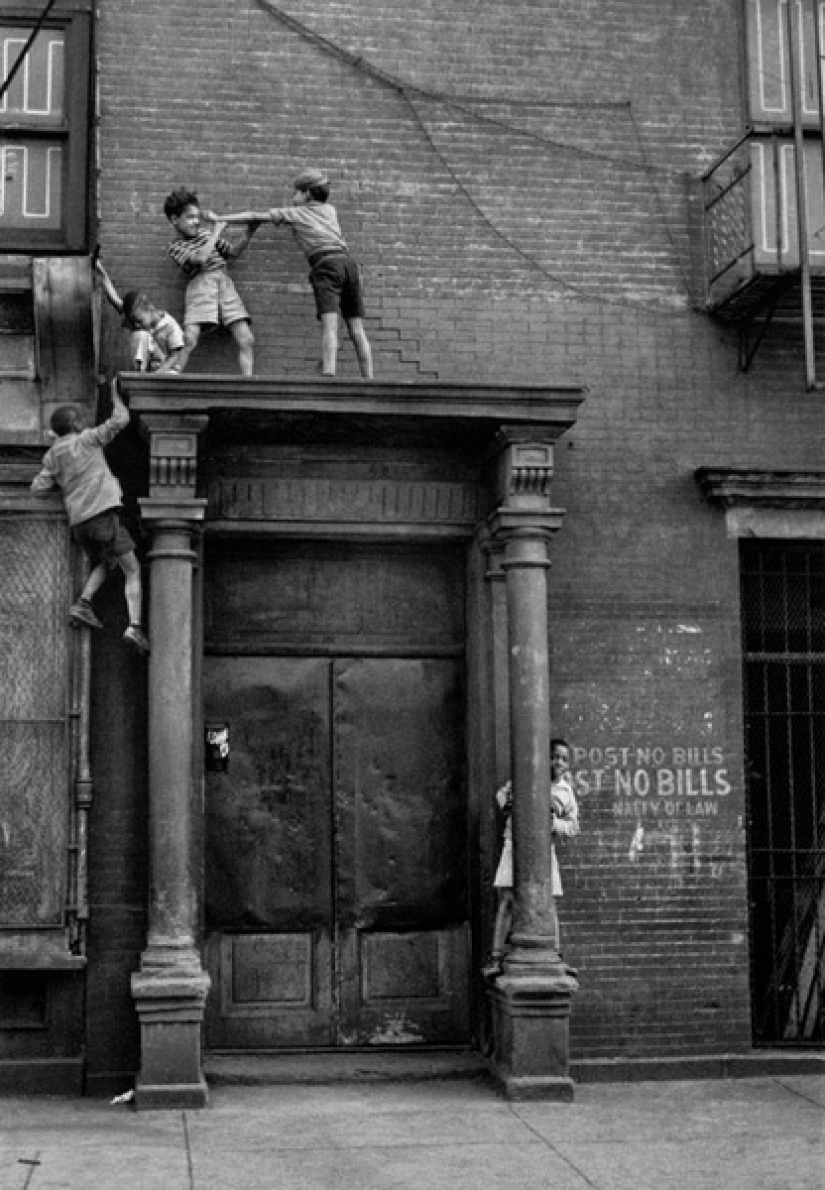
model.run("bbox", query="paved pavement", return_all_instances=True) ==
[1,1073,823,1189]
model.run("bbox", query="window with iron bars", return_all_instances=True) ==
[741,539,825,1046]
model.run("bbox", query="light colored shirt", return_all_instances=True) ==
[550,773,580,896]
[492,775,579,896]
[133,311,185,370]
[267,201,348,259]
[550,774,580,839]
[30,403,129,525]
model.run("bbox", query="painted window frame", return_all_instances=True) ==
[745,0,825,128]
[0,1,91,252]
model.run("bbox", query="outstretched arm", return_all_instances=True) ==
[153,346,187,374]
[224,220,261,260]
[86,379,130,446]
[94,259,124,314]
[31,459,58,496]
[205,208,270,225]
[182,219,228,266]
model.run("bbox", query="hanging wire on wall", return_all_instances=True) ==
[0,0,58,106]
[254,0,698,318]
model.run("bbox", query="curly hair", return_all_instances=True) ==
[163,187,199,220]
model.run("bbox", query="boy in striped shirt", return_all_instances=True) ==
[164,187,258,375]
[209,168,372,379]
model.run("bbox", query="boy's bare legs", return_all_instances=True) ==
[70,562,108,628]
[229,319,254,376]
[80,562,108,605]
[118,552,143,626]
[320,312,339,376]
[130,330,154,371]
[345,317,373,379]
[70,554,148,652]
[483,888,514,977]
[182,323,201,371]
[491,889,514,962]
[118,552,149,654]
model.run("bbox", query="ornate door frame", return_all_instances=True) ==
[122,374,584,1107]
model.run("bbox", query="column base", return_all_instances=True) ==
[133,1076,210,1110]
[131,947,211,1110]
[494,1073,576,1101]
[488,964,578,1101]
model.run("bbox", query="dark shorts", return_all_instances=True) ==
[73,508,135,569]
[309,253,365,321]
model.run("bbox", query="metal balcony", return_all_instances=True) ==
[703,129,825,325]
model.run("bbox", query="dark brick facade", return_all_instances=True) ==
[72,0,825,1083]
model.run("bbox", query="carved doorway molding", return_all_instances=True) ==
[123,375,584,1105]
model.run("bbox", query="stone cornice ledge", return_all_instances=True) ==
[119,373,585,435]
[695,468,825,509]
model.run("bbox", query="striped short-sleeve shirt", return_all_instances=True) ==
[167,232,232,278]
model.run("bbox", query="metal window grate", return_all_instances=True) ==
[0,516,70,928]
[741,540,825,1047]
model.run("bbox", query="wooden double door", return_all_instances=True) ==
[203,649,469,1049]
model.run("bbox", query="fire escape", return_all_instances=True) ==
[699,2,825,1050]
[702,1,825,387]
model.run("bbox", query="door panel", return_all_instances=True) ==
[333,658,469,1045]
[202,652,469,1049]
[205,930,333,1049]
[203,657,334,1047]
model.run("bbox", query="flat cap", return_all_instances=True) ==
[293,167,329,190]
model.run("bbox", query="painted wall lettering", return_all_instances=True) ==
[572,743,734,818]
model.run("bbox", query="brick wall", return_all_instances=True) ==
[89,0,822,1068]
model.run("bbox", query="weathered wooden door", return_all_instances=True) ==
[203,649,468,1049]
[204,657,335,1047]
[333,657,468,1045]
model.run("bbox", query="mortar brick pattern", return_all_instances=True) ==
[86,0,814,1068]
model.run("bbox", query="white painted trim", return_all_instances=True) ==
[725,507,825,537]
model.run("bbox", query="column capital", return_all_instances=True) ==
[488,506,566,544]
[138,413,210,502]
[138,499,208,524]
[476,525,507,580]
[490,426,557,512]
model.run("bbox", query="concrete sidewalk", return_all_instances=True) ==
[1,1073,823,1189]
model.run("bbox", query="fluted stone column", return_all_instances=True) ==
[131,414,210,1109]
[487,429,578,1100]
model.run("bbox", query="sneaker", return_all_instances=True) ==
[69,601,103,630]
[123,625,151,656]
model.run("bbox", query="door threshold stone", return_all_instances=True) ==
[204,1048,489,1085]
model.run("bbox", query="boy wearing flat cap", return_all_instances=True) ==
[210,169,373,379]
